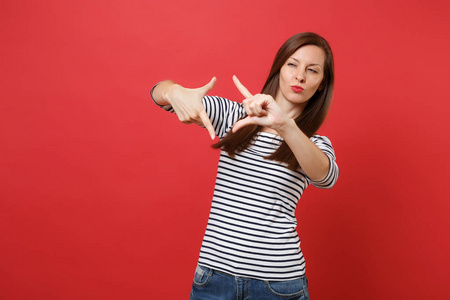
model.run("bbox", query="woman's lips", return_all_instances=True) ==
[291,86,304,93]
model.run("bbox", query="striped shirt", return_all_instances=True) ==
[153,94,339,281]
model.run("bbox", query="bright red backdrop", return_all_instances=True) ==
[1,0,449,299]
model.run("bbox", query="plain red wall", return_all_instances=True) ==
[1,0,449,299]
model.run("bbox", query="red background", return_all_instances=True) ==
[1,0,449,299]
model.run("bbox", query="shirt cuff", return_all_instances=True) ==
[150,82,173,111]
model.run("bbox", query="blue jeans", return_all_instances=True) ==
[189,265,310,300]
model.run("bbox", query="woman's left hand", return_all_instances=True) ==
[232,75,289,133]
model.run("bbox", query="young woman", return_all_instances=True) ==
[151,32,339,300]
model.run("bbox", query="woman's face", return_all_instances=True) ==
[276,45,326,118]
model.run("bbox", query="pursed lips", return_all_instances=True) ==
[291,85,304,93]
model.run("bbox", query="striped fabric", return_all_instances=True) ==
[153,93,339,280]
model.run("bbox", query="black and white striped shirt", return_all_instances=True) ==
[154,94,339,281]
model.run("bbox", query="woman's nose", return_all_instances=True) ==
[295,70,305,83]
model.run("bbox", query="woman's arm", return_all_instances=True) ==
[276,120,330,181]
[232,76,330,181]
[151,78,217,140]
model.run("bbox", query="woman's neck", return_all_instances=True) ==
[275,96,307,120]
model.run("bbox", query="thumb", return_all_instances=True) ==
[232,116,254,133]
[200,76,217,95]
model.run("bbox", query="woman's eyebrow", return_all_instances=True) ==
[289,57,322,67]
[308,64,323,68]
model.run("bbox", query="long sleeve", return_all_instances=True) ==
[307,135,339,189]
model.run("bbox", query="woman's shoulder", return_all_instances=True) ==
[202,95,244,114]
[203,95,238,105]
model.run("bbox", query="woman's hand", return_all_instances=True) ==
[232,75,290,133]
[163,77,217,140]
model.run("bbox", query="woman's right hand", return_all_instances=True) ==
[156,77,217,140]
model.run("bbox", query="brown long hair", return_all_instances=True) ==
[212,32,335,170]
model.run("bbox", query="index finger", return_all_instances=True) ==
[233,75,253,98]
[199,109,216,140]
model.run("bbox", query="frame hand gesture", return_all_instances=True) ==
[167,77,217,140]
[232,75,288,133]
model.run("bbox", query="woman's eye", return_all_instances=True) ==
[287,63,297,67]
[308,68,318,74]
